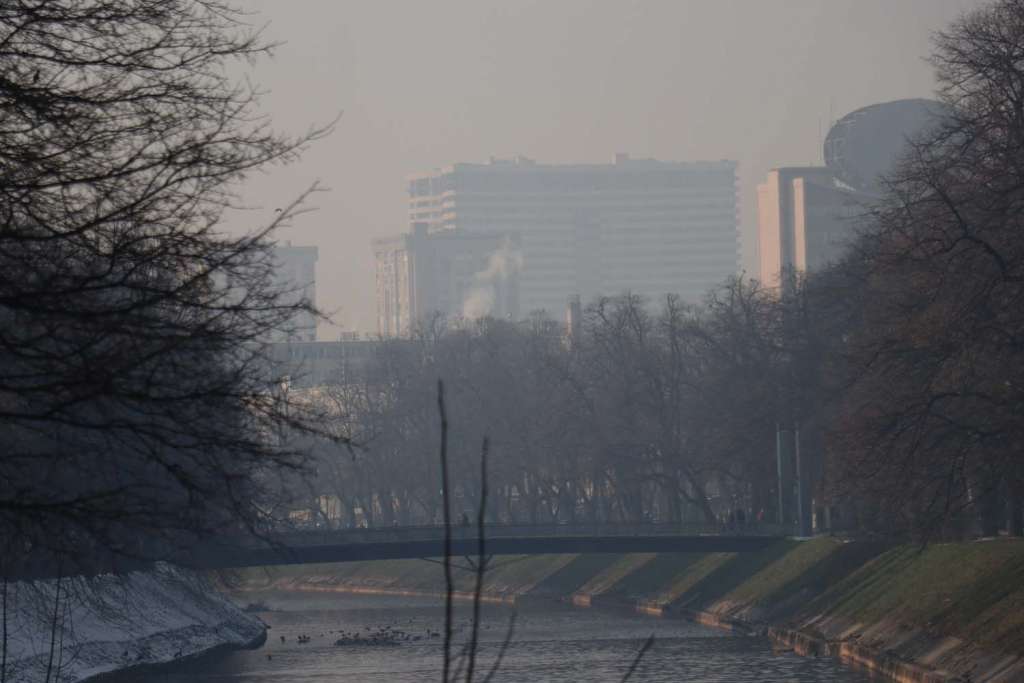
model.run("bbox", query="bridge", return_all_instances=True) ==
[186,523,791,569]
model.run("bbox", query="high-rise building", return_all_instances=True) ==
[373,234,412,338]
[757,99,948,287]
[757,167,865,287]
[408,154,739,313]
[270,243,318,342]
[374,225,519,337]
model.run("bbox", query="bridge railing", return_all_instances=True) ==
[222,521,792,550]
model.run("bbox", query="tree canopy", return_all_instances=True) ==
[0,0,334,573]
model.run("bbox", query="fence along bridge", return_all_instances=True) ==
[187,523,790,569]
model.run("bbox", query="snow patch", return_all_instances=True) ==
[4,563,264,683]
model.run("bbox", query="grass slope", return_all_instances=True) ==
[807,539,1024,654]
[232,537,1024,659]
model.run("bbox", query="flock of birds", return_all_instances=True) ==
[263,616,497,663]
[274,620,444,650]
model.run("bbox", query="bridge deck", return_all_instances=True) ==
[189,523,790,569]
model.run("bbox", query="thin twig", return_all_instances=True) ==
[465,437,489,682]
[438,380,454,682]
[451,642,471,682]
[418,557,480,573]
[480,612,517,683]
[44,563,62,683]
[55,593,67,683]
[620,634,655,682]
[1,568,7,683]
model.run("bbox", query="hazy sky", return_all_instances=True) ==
[234,0,983,337]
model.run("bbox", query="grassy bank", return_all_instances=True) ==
[230,538,1024,681]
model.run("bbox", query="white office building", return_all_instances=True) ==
[408,154,739,314]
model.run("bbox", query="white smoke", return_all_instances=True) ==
[462,240,523,319]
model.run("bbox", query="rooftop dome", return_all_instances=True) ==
[823,98,951,195]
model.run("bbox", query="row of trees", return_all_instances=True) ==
[308,282,809,530]
[308,250,1019,539]
[304,0,1024,540]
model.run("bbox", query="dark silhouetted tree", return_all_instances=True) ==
[0,0,335,574]
[829,0,1024,538]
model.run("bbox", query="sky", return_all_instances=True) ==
[231,0,984,337]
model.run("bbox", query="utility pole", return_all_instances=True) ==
[776,269,815,537]
[794,423,813,537]
[776,423,795,527]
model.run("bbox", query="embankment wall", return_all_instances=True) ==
[7,563,264,683]
[233,537,1024,682]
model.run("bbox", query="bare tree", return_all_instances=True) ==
[0,0,336,575]
[434,379,649,682]
[828,0,1024,538]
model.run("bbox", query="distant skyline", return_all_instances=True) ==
[229,0,983,337]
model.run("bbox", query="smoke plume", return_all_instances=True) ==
[462,240,522,319]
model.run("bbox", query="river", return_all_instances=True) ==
[121,592,874,682]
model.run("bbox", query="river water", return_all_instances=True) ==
[128,592,874,682]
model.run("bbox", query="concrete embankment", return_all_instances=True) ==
[233,537,1024,682]
[6,563,265,683]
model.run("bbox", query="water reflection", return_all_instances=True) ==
[122,593,874,682]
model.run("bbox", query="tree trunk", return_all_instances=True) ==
[1008,471,1024,537]
[2,569,7,683]
[976,472,1002,538]
[44,571,61,683]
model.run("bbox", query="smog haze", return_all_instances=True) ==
[234,0,982,335]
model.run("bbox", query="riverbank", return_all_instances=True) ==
[231,537,1024,682]
[6,563,265,683]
